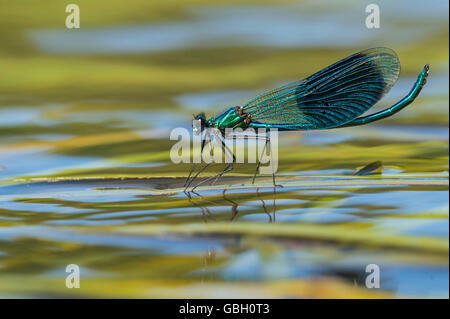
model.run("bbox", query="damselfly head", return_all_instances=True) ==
[193,113,207,135]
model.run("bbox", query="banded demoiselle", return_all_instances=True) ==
[185,47,429,190]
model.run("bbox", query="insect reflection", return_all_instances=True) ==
[184,188,276,223]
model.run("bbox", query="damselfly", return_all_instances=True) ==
[184,47,429,191]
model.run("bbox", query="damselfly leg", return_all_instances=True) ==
[184,133,215,191]
[187,130,281,191]
[190,132,236,191]
[184,137,207,188]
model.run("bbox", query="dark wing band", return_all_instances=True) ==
[243,48,400,130]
